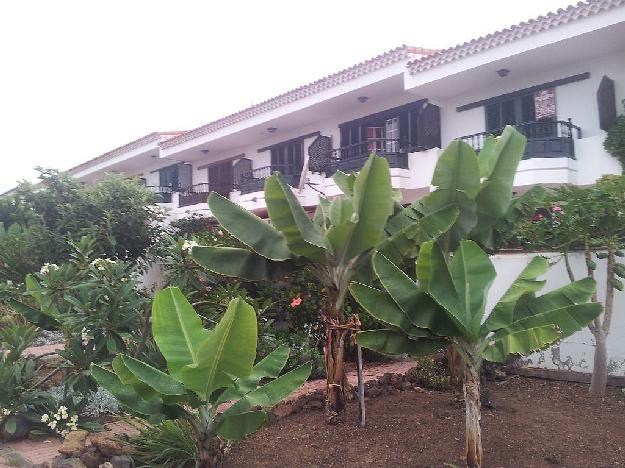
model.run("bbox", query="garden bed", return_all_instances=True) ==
[227,376,625,467]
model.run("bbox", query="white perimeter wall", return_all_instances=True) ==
[490,251,625,376]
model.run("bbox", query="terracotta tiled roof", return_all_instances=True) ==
[407,0,625,74]
[159,45,436,150]
[67,131,185,175]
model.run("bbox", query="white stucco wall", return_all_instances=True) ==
[489,251,625,376]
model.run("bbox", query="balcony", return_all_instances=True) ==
[326,139,417,175]
[146,185,173,203]
[238,165,301,195]
[459,120,582,159]
[178,183,232,207]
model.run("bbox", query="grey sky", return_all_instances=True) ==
[0,0,575,192]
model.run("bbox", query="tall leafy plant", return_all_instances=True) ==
[92,287,310,468]
[190,155,456,418]
[353,243,601,467]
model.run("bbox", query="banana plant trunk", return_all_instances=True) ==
[464,363,483,468]
[324,319,349,417]
[196,436,225,468]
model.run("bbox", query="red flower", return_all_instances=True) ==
[290,295,302,307]
[533,213,544,221]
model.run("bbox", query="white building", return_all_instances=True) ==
[56,0,625,376]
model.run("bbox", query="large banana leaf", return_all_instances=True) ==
[181,297,257,398]
[91,365,164,416]
[217,411,268,440]
[192,246,293,281]
[112,356,162,402]
[371,252,457,336]
[208,192,292,261]
[483,325,559,362]
[419,140,480,247]
[350,283,430,337]
[152,288,210,380]
[120,355,186,396]
[471,126,527,248]
[356,330,447,356]
[418,241,496,339]
[264,174,327,261]
[224,363,311,416]
[332,170,356,196]
[482,256,548,332]
[217,345,290,404]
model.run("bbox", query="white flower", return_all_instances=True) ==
[58,406,67,412]
[182,240,199,253]
[40,263,58,275]
[48,420,57,430]
[70,415,78,423]
[41,414,49,422]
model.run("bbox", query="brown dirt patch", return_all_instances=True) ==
[226,377,625,467]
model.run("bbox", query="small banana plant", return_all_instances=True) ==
[352,242,602,468]
[92,287,310,468]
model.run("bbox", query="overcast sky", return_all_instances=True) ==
[0,0,575,192]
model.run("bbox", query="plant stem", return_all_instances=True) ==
[464,362,482,468]
[356,344,365,427]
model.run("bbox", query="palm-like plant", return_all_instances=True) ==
[92,287,310,467]
[352,243,602,467]
[191,155,456,418]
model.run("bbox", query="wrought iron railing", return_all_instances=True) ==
[178,183,232,207]
[146,185,173,203]
[238,164,301,194]
[459,120,582,159]
[326,138,417,174]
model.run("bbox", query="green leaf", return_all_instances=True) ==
[483,325,559,362]
[192,246,293,281]
[218,345,290,403]
[208,192,292,261]
[483,256,548,332]
[151,287,210,380]
[350,283,430,337]
[371,252,457,336]
[217,411,268,440]
[596,252,609,259]
[91,365,163,416]
[333,170,356,196]
[611,278,624,291]
[614,263,625,279]
[120,355,186,396]
[471,126,527,247]
[4,417,16,434]
[8,299,59,330]
[328,197,354,226]
[356,330,446,357]
[181,297,257,398]
[265,173,327,261]
[343,154,394,260]
[225,363,311,416]
[586,259,597,271]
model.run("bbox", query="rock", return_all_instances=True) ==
[307,400,324,409]
[401,380,413,391]
[90,434,126,457]
[59,431,88,456]
[367,386,382,398]
[33,463,51,468]
[79,448,103,468]
[0,447,34,467]
[98,463,113,468]
[378,373,392,385]
[0,415,31,441]
[51,455,68,468]
[57,458,87,468]
[389,373,403,389]
[272,403,295,419]
[109,456,132,468]
[413,386,426,393]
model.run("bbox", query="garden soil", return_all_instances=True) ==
[227,376,625,467]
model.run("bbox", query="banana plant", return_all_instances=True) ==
[352,242,602,468]
[191,155,458,418]
[92,287,310,468]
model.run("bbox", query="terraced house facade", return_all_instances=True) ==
[68,0,625,223]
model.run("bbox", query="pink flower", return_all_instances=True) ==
[552,205,562,212]
[290,295,302,307]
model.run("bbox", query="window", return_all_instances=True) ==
[485,89,556,132]
[270,139,304,177]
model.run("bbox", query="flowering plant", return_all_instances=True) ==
[40,405,79,438]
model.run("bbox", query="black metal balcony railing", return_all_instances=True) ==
[326,138,416,175]
[459,120,582,159]
[238,164,301,194]
[146,185,173,203]
[178,183,233,207]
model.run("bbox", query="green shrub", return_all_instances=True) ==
[130,419,197,468]
[408,358,450,391]
[604,102,625,169]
